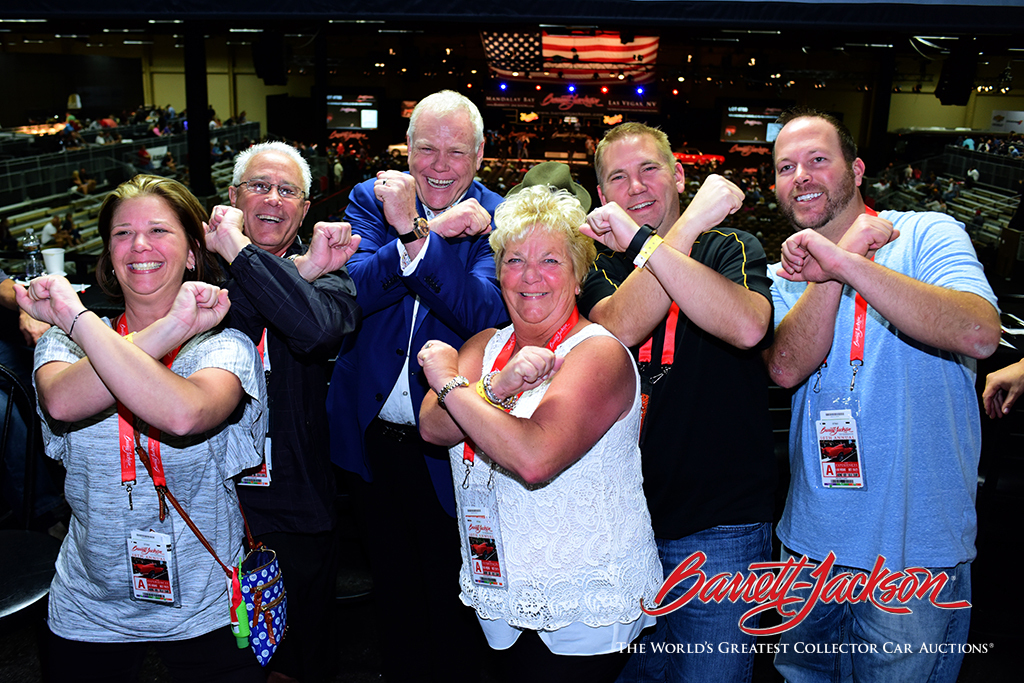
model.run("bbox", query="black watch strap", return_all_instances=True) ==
[398,217,430,244]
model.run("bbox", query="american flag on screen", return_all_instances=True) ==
[481,30,658,84]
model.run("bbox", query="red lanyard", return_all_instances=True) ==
[816,207,878,391]
[256,328,268,367]
[116,314,181,508]
[462,307,579,466]
[638,303,680,365]
[638,244,690,366]
[847,207,879,389]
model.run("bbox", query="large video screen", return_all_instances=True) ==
[327,93,379,130]
[720,100,792,143]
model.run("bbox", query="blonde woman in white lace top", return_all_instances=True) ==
[418,184,661,683]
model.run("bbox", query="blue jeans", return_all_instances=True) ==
[774,547,971,683]
[617,522,773,683]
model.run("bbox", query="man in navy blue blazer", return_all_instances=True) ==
[327,90,506,681]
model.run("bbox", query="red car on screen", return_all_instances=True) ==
[673,149,725,166]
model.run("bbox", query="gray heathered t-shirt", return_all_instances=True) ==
[35,323,267,642]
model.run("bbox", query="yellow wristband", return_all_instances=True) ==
[633,234,664,269]
[476,379,501,408]
[124,331,136,345]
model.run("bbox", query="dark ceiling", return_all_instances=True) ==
[9,1,1024,32]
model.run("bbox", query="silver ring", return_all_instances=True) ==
[425,341,433,348]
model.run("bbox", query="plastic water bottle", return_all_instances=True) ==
[22,228,44,279]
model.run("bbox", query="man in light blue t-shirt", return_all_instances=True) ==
[763,107,1001,683]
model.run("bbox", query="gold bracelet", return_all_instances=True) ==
[436,376,470,409]
[633,234,664,269]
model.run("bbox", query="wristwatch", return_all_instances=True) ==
[436,376,470,409]
[398,217,430,244]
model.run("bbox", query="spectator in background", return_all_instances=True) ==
[966,166,980,188]
[943,178,962,202]
[137,146,155,172]
[54,213,80,249]
[41,215,60,245]
[71,169,96,196]
[161,152,178,176]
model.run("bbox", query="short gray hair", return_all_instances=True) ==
[232,141,312,195]
[407,90,484,151]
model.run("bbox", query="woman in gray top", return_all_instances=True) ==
[15,175,267,683]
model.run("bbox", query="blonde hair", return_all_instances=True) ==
[490,185,595,285]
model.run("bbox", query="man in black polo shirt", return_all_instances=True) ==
[578,122,776,683]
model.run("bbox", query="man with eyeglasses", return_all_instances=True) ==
[205,140,361,683]
[326,90,506,682]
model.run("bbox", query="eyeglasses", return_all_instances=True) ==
[236,180,305,200]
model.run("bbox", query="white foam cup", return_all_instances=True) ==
[42,247,65,275]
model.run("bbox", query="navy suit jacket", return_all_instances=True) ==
[327,176,508,516]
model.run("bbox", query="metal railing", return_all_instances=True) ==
[0,122,260,208]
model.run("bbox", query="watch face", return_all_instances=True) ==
[413,217,430,238]
[399,217,430,244]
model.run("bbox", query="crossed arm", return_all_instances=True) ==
[18,277,243,435]
[581,176,770,349]
[417,330,635,486]
[764,216,1000,388]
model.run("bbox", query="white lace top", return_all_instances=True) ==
[450,323,662,645]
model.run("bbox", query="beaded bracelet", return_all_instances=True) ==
[480,371,517,411]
